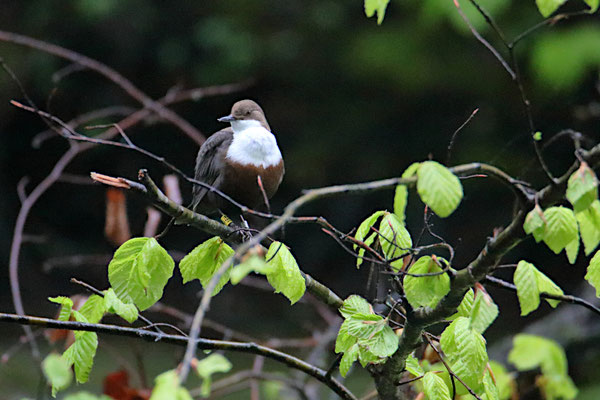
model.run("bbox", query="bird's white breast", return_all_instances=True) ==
[226,121,282,168]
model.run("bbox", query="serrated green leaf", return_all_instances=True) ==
[364,0,390,24]
[103,288,138,323]
[365,325,398,357]
[577,200,600,255]
[179,237,233,296]
[358,345,381,367]
[405,352,424,377]
[340,295,372,318]
[335,330,358,353]
[78,295,105,324]
[565,235,579,264]
[514,261,540,316]
[567,162,598,213]
[229,255,273,284]
[340,344,359,377]
[584,0,599,12]
[542,207,578,255]
[423,371,452,400]
[43,353,73,397]
[524,204,546,243]
[355,211,386,268]
[62,313,98,384]
[535,0,568,17]
[265,242,306,304]
[449,289,474,321]
[355,211,386,246]
[536,270,564,308]
[585,250,600,297]
[417,161,463,218]
[342,313,385,339]
[379,213,413,269]
[393,185,408,222]
[48,296,73,321]
[483,368,500,400]
[196,354,232,395]
[109,237,174,311]
[404,256,450,309]
[470,290,499,333]
[440,317,488,390]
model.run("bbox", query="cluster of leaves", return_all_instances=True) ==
[335,295,399,377]
[45,235,304,396]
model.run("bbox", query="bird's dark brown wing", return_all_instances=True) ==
[191,128,233,211]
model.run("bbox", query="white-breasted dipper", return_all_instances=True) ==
[192,100,284,218]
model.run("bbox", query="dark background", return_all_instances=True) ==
[0,0,599,398]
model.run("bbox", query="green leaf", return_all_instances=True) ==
[483,368,500,400]
[229,255,273,284]
[566,162,598,213]
[514,260,541,316]
[585,250,600,297]
[535,0,568,17]
[104,288,138,323]
[393,184,408,223]
[342,313,385,339]
[523,204,546,243]
[364,0,390,25]
[335,330,358,353]
[339,344,359,377]
[196,354,232,397]
[469,290,499,334]
[109,237,175,311]
[62,312,98,384]
[150,370,193,400]
[565,235,579,264]
[423,371,452,400]
[179,237,233,296]
[533,131,543,141]
[440,317,488,391]
[365,325,398,357]
[355,211,386,268]
[508,333,577,399]
[340,295,371,318]
[43,353,73,397]
[357,231,377,268]
[417,161,463,218]
[576,200,600,255]
[78,295,105,324]
[48,296,73,321]
[536,270,564,308]
[405,352,424,377]
[489,361,515,400]
[265,242,306,304]
[449,289,474,320]
[584,0,599,12]
[357,345,381,367]
[542,207,578,254]
[404,256,450,308]
[378,212,412,269]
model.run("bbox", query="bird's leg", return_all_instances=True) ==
[218,210,234,226]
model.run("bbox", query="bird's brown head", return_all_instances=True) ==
[218,99,270,131]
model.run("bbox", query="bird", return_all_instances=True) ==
[191,99,284,223]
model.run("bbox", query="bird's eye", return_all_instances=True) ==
[245,110,251,115]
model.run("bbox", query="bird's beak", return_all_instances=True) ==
[217,114,236,123]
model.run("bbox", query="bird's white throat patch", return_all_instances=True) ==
[226,120,282,168]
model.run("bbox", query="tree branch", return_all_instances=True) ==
[0,312,357,400]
